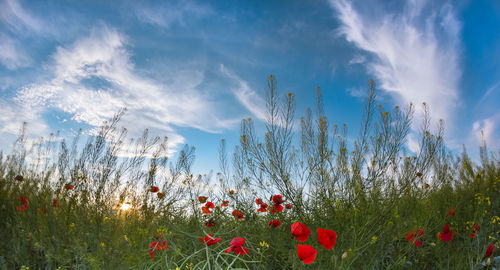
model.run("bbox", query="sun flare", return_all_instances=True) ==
[120,203,132,211]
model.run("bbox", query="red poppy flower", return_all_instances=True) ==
[232,210,244,219]
[270,204,283,213]
[149,240,168,259]
[258,203,268,212]
[224,237,250,255]
[486,244,496,257]
[221,200,229,207]
[468,223,480,239]
[229,189,235,195]
[198,196,207,203]
[199,234,222,246]
[205,219,215,227]
[255,198,263,205]
[157,192,165,199]
[445,207,456,217]
[272,195,285,204]
[15,175,23,181]
[64,184,74,190]
[17,196,28,212]
[205,201,215,209]
[317,228,337,250]
[269,220,281,228]
[291,222,311,242]
[285,203,292,209]
[425,183,430,189]
[155,232,163,238]
[149,186,159,193]
[437,224,455,242]
[53,199,59,208]
[202,207,212,214]
[405,228,424,247]
[297,244,317,264]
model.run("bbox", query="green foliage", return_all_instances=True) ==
[0,77,499,269]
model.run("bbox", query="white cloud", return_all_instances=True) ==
[220,64,267,122]
[0,33,31,69]
[348,54,366,65]
[134,0,212,28]
[330,0,462,129]
[471,112,500,150]
[0,0,42,33]
[14,26,239,156]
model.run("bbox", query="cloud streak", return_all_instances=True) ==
[330,0,462,127]
[14,26,243,156]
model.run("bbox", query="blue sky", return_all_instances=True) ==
[1,0,499,174]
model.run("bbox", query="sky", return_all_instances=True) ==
[1,0,499,174]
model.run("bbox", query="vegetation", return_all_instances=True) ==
[0,76,499,269]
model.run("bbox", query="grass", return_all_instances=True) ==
[0,77,499,269]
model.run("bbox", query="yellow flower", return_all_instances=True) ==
[370,236,377,244]
[259,241,269,248]
[69,222,75,228]
[100,242,105,247]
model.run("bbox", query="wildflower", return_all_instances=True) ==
[297,244,317,265]
[149,186,159,193]
[259,241,269,248]
[446,207,456,217]
[155,232,163,238]
[437,224,455,242]
[224,237,250,255]
[285,203,292,209]
[157,192,165,199]
[370,236,378,244]
[229,189,235,195]
[205,219,215,227]
[272,195,285,204]
[317,228,337,250]
[17,196,28,212]
[467,222,480,239]
[255,198,263,205]
[221,200,229,207]
[149,240,168,259]
[486,244,495,257]
[199,234,221,246]
[201,207,212,214]
[232,210,244,219]
[15,175,23,181]
[405,228,424,247]
[205,201,215,209]
[64,184,74,190]
[291,222,311,242]
[425,183,430,189]
[198,196,207,203]
[258,203,268,212]
[270,204,284,213]
[53,199,59,208]
[55,189,61,195]
[269,220,281,228]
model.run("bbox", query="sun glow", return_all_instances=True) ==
[120,203,132,211]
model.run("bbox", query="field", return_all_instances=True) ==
[0,79,499,269]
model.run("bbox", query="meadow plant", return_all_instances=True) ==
[0,76,499,269]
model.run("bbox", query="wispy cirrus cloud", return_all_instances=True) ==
[133,0,212,28]
[220,64,267,122]
[14,26,241,156]
[330,0,462,128]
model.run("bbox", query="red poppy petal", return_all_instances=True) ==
[317,228,337,250]
[229,237,245,247]
[297,244,317,264]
